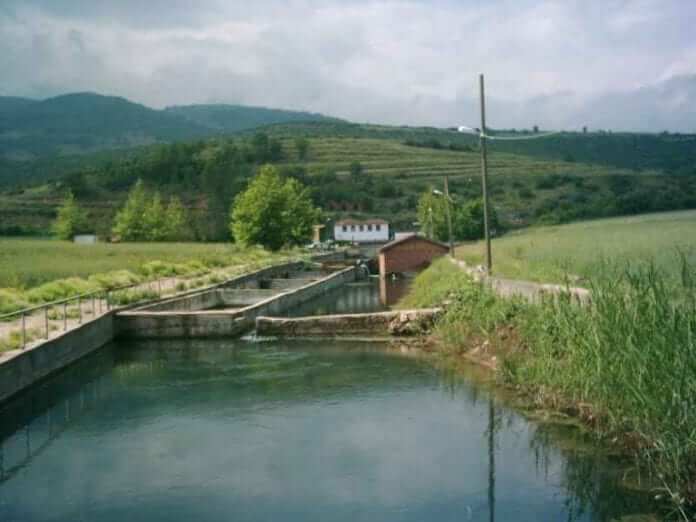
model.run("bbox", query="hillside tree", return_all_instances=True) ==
[294,137,309,161]
[112,179,149,241]
[230,165,321,250]
[52,191,91,240]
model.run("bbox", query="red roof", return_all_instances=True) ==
[378,234,449,254]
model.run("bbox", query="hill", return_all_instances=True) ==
[2,125,695,240]
[165,104,339,133]
[0,93,337,186]
[455,210,696,284]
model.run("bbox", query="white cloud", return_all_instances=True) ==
[0,0,695,130]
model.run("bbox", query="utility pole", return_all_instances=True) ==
[443,176,454,257]
[479,73,492,274]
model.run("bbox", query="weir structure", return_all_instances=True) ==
[0,254,358,403]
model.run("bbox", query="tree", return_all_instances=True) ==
[349,160,364,180]
[163,196,188,241]
[417,188,499,242]
[143,191,167,240]
[230,165,321,250]
[112,179,149,241]
[52,191,90,240]
[268,138,284,161]
[251,132,270,162]
[417,189,447,239]
[294,137,309,161]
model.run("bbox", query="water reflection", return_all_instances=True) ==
[379,276,412,307]
[0,340,658,521]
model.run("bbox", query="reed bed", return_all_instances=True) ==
[403,256,696,514]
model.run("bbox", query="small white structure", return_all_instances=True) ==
[73,234,97,244]
[334,219,389,243]
[394,231,416,241]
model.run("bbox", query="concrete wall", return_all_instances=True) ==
[0,313,115,404]
[115,267,359,339]
[379,238,448,275]
[266,278,317,290]
[256,309,441,337]
[217,289,278,307]
[450,258,590,305]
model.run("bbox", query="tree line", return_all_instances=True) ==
[53,164,321,250]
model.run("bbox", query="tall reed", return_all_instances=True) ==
[405,256,696,508]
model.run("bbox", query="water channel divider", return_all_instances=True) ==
[0,253,349,405]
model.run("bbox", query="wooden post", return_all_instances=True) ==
[444,175,454,257]
[479,73,493,274]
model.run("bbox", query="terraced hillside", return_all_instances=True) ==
[2,132,695,238]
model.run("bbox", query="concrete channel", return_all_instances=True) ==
[0,255,358,404]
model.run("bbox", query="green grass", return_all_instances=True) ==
[0,238,300,316]
[456,210,696,284]
[0,238,277,288]
[407,257,696,515]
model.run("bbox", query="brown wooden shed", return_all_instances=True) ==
[378,234,449,276]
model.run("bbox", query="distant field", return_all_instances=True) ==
[0,239,273,289]
[456,210,696,283]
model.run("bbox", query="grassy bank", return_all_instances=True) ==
[0,239,300,316]
[0,238,284,288]
[402,257,696,516]
[456,209,696,284]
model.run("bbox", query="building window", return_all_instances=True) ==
[368,224,373,231]
[342,225,347,232]
[376,224,381,231]
[351,225,356,231]
[359,225,364,232]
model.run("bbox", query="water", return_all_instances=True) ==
[0,339,656,522]
[286,277,412,317]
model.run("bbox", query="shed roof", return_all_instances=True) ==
[378,234,449,254]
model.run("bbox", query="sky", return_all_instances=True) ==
[1,0,695,131]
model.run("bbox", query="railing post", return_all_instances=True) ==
[77,296,82,324]
[21,312,26,349]
[106,291,110,311]
[158,278,162,297]
[44,306,49,339]
[63,301,67,331]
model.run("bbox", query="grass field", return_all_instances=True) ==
[456,209,696,284]
[0,238,284,289]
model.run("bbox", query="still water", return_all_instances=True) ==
[0,339,654,521]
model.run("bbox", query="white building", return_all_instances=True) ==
[334,219,389,243]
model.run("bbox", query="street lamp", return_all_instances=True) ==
[432,184,454,257]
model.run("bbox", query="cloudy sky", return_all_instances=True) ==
[1,0,695,131]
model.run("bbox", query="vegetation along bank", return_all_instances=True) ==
[400,257,696,518]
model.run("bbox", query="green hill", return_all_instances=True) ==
[0,93,337,186]
[165,104,339,133]
[2,124,695,240]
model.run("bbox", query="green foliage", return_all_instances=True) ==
[112,180,190,241]
[349,160,364,180]
[294,137,309,160]
[230,165,321,250]
[112,179,148,241]
[52,191,91,239]
[407,256,696,506]
[417,190,498,241]
[456,210,696,284]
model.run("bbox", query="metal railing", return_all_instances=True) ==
[0,255,314,352]
[0,278,170,351]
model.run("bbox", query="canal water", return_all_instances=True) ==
[0,337,655,521]
[286,276,412,317]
